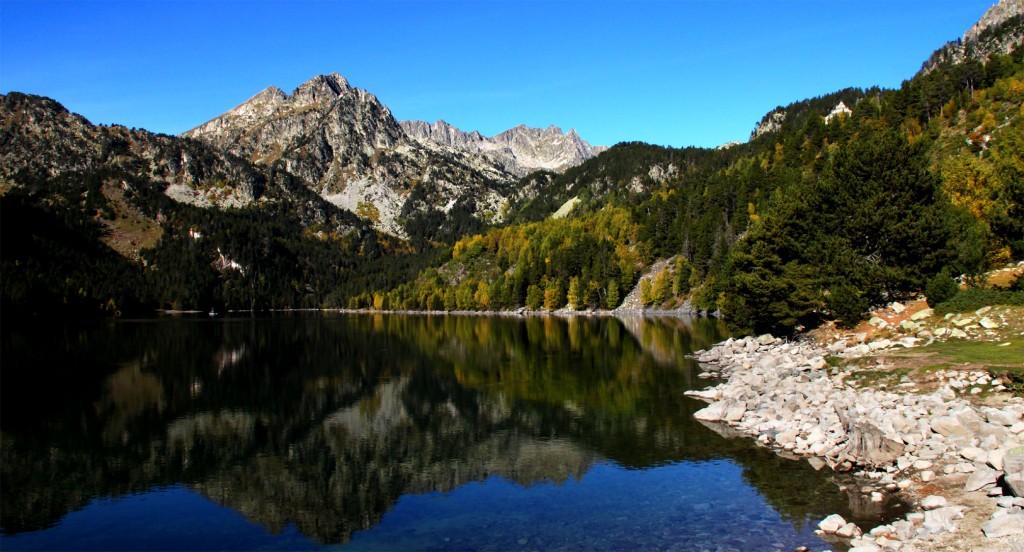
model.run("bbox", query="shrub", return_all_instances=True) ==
[829,284,869,328]
[925,268,960,307]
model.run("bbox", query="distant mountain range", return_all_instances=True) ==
[400,119,605,177]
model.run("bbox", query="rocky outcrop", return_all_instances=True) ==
[401,120,605,177]
[921,0,1024,74]
[750,109,786,140]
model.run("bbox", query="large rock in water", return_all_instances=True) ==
[837,408,905,467]
[693,401,729,422]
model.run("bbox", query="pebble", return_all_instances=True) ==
[921,495,947,510]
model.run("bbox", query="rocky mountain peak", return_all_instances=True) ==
[403,121,604,177]
[182,73,519,237]
[920,0,1024,73]
[965,0,1024,42]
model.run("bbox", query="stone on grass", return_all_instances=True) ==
[910,308,934,321]
[979,317,999,329]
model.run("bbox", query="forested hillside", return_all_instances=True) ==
[1,12,1021,333]
[374,24,1024,334]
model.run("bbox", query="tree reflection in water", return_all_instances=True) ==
[1,314,896,548]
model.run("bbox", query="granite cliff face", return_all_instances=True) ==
[400,119,606,177]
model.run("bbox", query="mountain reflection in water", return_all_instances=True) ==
[1,314,893,549]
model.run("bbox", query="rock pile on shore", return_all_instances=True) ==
[686,310,1024,551]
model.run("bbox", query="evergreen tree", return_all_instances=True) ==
[606,280,620,310]
[526,284,543,310]
[652,267,672,305]
[672,256,693,298]
[566,276,581,310]
[639,278,653,307]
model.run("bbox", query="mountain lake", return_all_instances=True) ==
[0,313,907,550]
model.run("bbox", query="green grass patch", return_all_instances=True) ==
[925,339,1024,368]
[928,339,1024,396]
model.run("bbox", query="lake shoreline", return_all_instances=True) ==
[686,302,1024,551]
[158,306,721,319]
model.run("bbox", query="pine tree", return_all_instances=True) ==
[566,276,581,310]
[672,256,692,297]
[639,277,653,307]
[652,267,672,305]
[606,280,620,309]
[526,284,543,310]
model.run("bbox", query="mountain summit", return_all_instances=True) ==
[183,73,603,236]
[400,120,605,177]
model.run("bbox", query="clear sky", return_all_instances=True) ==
[0,0,997,148]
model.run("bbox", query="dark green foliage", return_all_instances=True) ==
[0,173,149,316]
[812,130,963,294]
[722,129,982,334]
[828,284,869,329]
[925,268,960,306]
[934,287,1024,314]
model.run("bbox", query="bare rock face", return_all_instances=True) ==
[921,0,1024,73]
[400,120,605,177]
[965,0,1024,43]
[183,74,518,236]
[750,110,786,140]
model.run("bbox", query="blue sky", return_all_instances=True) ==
[0,0,996,148]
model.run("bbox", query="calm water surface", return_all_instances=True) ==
[1,314,901,550]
